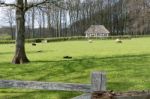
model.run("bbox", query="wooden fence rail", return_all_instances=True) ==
[0,72,150,99]
[0,80,91,92]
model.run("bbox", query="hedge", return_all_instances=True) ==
[0,35,145,44]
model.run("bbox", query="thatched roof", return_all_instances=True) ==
[85,25,110,34]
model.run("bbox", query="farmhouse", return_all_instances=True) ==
[85,25,110,37]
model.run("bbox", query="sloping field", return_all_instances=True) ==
[0,38,150,99]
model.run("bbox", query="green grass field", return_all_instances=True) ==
[0,37,150,99]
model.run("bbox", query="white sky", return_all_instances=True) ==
[0,0,14,27]
[0,1,13,27]
[3,0,15,3]
[0,0,42,27]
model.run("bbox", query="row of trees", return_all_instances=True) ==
[1,0,150,39]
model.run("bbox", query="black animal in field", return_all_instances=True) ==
[63,56,72,59]
[32,43,36,46]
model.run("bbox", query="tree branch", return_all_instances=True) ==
[51,1,68,10]
[25,0,49,11]
[0,1,19,8]
[144,0,150,8]
[26,0,67,11]
[0,0,67,11]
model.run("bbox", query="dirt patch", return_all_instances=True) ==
[92,91,150,99]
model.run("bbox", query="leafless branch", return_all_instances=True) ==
[26,0,67,11]
[144,0,150,8]
[0,1,19,8]
[25,0,49,11]
[0,0,67,11]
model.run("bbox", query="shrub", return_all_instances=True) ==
[0,40,15,44]
[35,39,43,43]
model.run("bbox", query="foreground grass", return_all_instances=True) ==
[0,38,150,99]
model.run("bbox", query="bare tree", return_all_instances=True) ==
[25,10,32,38]
[0,0,63,64]
[1,7,15,39]
[31,7,35,38]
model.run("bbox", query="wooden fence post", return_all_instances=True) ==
[72,72,106,99]
[91,72,106,92]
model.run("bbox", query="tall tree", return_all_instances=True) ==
[0,0,63,64]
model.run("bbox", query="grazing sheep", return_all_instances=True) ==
[88,40,93,43]
[115,39,122,43]
[42,40,48,43]
[32,43,36,46]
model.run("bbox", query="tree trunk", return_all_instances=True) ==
[32,7,35,38]
[10,23,14,40]
[12,0,29,64]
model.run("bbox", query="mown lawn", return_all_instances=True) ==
[0,37,150,99]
